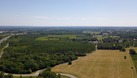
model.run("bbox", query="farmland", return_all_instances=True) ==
[52,50,136,78]
[1,27,137,78]
[36,35,76,41]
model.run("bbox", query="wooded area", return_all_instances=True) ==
[0,34,95,74]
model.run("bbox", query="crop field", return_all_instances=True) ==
[52,50,136,78]
[36,34,76,41]
[36,37,59,41]
[48,35,76,39]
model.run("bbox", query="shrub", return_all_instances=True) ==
[129,49,136,55]
[39,68,59,78]
[68,60,72,65]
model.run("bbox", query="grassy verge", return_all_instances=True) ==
[13,75,69,78]
[131,54,137,71]
[13,76,37,78]
[61,75,70,78]
[128,47,137,71]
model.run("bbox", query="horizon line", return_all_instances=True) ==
[0,25,137,28]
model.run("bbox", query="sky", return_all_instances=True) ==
[0,0,137,26]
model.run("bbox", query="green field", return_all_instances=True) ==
[36,34,76,41]
[131,54,137,71]
[48,35,76,39]
[129,47,137,72]
[36,37,59,41]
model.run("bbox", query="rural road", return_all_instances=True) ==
[0,35,11,58]
[0,35,11,44]
[0,43,9,58]
[5,69,78,78]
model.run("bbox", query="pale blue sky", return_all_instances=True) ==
[0,0,137,26]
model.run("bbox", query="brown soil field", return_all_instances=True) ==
[52,50,137,78]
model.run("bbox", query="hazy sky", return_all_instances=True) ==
[0,0,137,26]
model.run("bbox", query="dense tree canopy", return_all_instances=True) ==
[0,35,95,74]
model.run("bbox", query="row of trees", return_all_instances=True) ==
[97,43,123,50]
[0,35,95,74]
[97,42,133,50]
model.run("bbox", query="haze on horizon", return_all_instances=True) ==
[0,0,137,27]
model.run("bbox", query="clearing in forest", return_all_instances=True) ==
[52,50,136,78]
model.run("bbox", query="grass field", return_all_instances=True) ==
[52,50,136,78]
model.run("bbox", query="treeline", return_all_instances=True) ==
[97,43,122,50]
[0,35,95,74]
[102,37,119,43]
[97,42,132,50]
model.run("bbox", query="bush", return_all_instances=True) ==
[129,49,136,55]
[68,60,72,65]
[39,68,59,78]
[124,56,126,59]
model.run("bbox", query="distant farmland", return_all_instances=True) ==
[52,50,136,78]
[36,34,76,41]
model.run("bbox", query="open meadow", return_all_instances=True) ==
[52,50,136,78]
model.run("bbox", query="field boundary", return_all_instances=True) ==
[129,54,137,78]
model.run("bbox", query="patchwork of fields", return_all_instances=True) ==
[36,35,76,41]
[52,50,136,78]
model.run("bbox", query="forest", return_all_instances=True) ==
[0,33,95,74]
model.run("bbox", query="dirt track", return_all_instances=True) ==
[4,68,77,78]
